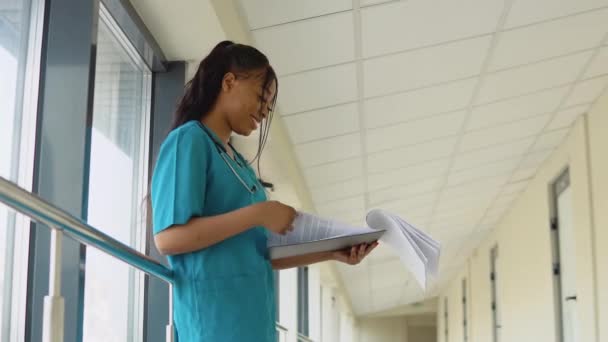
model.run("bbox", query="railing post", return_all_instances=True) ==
[166,283,174,342]
[42,229,64,342]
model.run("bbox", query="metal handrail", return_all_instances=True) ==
[0,176,173,283]
[297,333,315,342]
[1,176,290,341]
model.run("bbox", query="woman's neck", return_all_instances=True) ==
[200,112,231,146]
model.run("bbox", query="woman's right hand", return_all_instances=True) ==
[254,201,297,235]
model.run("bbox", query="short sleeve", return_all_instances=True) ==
[151,126,211,235]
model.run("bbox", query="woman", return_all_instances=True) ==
[150,40,377,341]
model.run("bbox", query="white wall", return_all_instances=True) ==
[437,90,608,342]
[359,316,408,342]
[358,314,437,342]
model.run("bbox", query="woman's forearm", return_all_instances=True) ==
[154,204,261,256]
[271,251,335,270]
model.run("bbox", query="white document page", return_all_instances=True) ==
[268,212,376,247]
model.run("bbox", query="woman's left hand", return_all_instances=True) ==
[332,241,379,265]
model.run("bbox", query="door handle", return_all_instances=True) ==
[565,295,577,301]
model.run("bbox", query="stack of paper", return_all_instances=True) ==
[366,209,440,289]
[267,209,440,290]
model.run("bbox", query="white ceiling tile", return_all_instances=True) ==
[447,158,521,186]
[547,105,589,130]
[467,86,569,130]
[584,46,608,79]
[460,114,552,152]
[284,103,359,143]
[452,137,535,171]
[501,180,529,196]
[311,178,366,203]
[442,175,507,199]
[364,79,476,129]
[370,259,409,289]
[564,75,608,106]
[361,0,394,6]
[316,196,366,217]
[438,185,498,205]
[436,192,496,214]
[477,51,593,104]
[279,64,357,115]
[531,128,570,152]
[505,0,608,28]
[240,0,351,29]
[364,37,490,97]
[253,12,354,75]
[490,10,608,71]
[304,158,364,188]
[367,136,458,173]
[430,213,481,228]
[393,205,435,222]
[492,192,521,208]
[376,192,438,213]
[519,149,555,169]
[295,133,361,167]
[373,285,407,310]
[510,167,537,182]
[369,178,441,206]
[366,111,466,153]
[367,159,450,191]
[361,0,502,57]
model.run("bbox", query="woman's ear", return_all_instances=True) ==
[222,72,236,92]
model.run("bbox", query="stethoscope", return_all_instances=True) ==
[197,122,260,195]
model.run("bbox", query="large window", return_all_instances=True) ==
[82,5,151,341]
[0,0,43,340]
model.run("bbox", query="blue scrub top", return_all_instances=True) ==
[151,120,275,341]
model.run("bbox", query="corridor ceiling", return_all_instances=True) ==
[235,0,608,315]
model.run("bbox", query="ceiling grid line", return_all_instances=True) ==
[424,0,515,231]
[352,0,374,313]
[472,29,608,235]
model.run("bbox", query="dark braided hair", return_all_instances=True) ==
[171,40,277,165]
